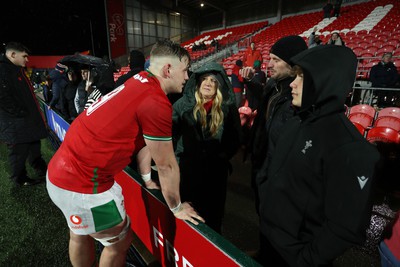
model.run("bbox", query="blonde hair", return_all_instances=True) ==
[192,84,224,137]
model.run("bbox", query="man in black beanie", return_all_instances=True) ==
[115,50,145,87]
[240,35,307,266]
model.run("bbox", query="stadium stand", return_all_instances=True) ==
[182,21,268,61]
[216,0,399,81]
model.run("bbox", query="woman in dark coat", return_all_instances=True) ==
[172,62,241,233]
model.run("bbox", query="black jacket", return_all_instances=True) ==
[259,46,380,266]
[115,67,144,87]
[250,75,295,179]
[370,61,399,88]
[0,54,48,144]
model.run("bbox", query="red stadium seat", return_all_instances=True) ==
[374,117,400,131]
[366,127,400,144]
[349,104,377,119]
[358,41,370,49]
[348,113,374,129]
[377,107,400,120]
[352,122,366,136]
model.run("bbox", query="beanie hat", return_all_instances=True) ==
[129,50,145,69]
[253,60,262,68]
[236,60,243,67]
[55,63,68,72]
[270,35,308,65]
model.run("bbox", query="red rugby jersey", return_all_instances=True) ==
[48,71,172,194]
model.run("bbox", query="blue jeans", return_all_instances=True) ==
[379,241,400,267]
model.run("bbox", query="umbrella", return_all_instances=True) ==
[58,54,107,70]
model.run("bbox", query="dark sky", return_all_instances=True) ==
[1,0,109,57]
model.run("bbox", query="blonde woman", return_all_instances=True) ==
[173,62,242,233]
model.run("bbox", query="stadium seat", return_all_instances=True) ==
[365,46,379,56]
[360,52,374,58]
[366,127,400,144]
[376,107,400,120]
[349,104,377,119]
[358,41,370,49]
[377,45,396,55]
[352,122,367,136]
[349,113,374,129]
[374,117,400,131]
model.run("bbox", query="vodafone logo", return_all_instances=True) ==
[70,215,82,225]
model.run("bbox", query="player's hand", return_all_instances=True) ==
[144,179,160,190]
[174,202,205,225]
[240,67,255,80]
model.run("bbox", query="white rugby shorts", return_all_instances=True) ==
[46,174,126,235]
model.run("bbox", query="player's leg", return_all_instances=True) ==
[69,230,96,267]
[91,216,133,267]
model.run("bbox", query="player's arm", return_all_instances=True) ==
[136,146,160,189]
[144,139,205,225]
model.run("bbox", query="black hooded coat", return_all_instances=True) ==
[172,62,241,233]
[259,46,380,266]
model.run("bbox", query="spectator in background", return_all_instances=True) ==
[74,68,89,114]
[308,27,323,48]
[48,63,69,115]
[211,38,220,51]
[144,58,150,70]
[244,60,266,111]
[259,45,379,267]
[333,0,343,17]
[323,1,333,18]
[115,50,145,87]
[243,42,262,68]
[0,42,48,186]
[172,62,241,233]
[84,61,116,110]
[231,59,244,107]
[63,69,80,122]
[370,52,399,107]
[326,32,345,46]
[42,74,52,104]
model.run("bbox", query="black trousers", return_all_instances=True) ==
[7,140,47,182]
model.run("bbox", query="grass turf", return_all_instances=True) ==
[0,139,71,266]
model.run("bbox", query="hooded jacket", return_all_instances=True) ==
[173,62,241,162]
[259,46,380,266]
[172,62,241,232]
[0,54,48,144]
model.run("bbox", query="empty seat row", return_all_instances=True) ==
[347,105,400,143]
